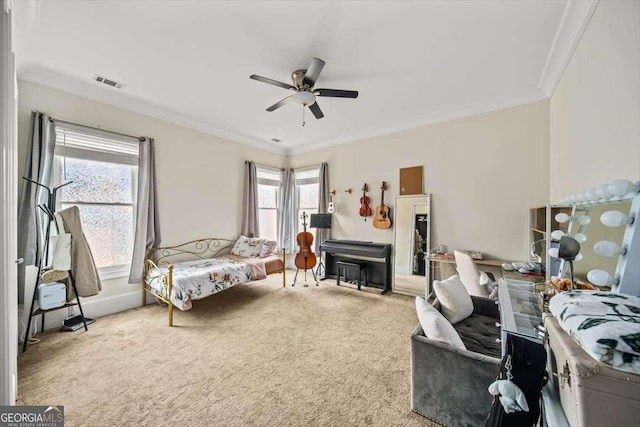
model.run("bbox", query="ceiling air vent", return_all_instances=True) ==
[93,74,126,90]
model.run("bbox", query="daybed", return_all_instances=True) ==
[143,237,284,326]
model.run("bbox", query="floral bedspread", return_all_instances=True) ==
[146,257,254,311]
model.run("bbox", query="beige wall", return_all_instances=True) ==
[17,83,549,321]
[18,81,285,243]
[291,101,550,261]
[17,81,285,325]
[550,0,640,200]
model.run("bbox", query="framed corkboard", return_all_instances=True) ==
[399,166,423,195]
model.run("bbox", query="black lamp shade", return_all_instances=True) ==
[558,236,581,261]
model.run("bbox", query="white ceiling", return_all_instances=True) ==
[12,0,593,155]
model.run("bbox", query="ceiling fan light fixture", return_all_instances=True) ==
[292,90,316,106]
[250,58,355,119]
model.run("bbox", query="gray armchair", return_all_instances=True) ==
[411,296,502,427]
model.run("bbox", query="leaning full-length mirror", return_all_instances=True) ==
[393,195,431,296]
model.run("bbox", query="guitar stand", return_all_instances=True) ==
[292,267,319,287]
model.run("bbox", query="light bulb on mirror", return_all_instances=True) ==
[584,189,597,202]
[574,233,587,244]
[555,213,571,223]
[587,269,618,287]
[548,247,559,258]
[574,253,583,262]
[580,191,590,202]
[607,179,639,197]
[551,230,566,241]
[576,216,591,226]
[595,184,613,200]
[593,240,626,257]
[600,210,634,227]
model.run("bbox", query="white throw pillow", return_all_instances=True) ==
[259,240,277,258]
[432,275,474,324]
[415,296,466,350]
[231,236,264,257]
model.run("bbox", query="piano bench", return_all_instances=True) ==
[336,261,368,290]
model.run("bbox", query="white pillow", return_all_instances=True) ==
[231,236,264,257]
[415,296,466,350]
[432,275,473,324]
[259,240,277,258]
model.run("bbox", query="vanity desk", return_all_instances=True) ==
[497,278,570,427]
[428,253,509,283]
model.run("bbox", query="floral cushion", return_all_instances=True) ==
[259,240,277,258]
[231,236,264,257]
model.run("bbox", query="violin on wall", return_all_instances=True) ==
[295,212,317,270]
[359,183,372,221]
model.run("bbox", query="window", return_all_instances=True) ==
[255,165,320,248]
[296,167,320,242]
[52,125,138,279]
[257,166,281,242]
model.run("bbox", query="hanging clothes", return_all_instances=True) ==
[51,213,72,271]
[485,334,547,427]
[58,206,102,298]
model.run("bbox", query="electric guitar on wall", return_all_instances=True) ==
[373,181,392,229]
[328,190,335,214]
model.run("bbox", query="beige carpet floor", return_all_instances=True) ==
[18,272,438,427]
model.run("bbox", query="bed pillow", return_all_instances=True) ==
[231,236,264,257]
[259,240,277,258]
[415,296,466,350]
[432,274,473,324]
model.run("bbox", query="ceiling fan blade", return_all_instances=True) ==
[308,102,324,119]
[315,89,359,98]
[250,74,295,90]
[266,95,294,112]
[302,58,325,87]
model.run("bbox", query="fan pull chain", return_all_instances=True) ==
[302,106,306,127]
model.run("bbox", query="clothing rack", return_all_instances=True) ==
[22,177,89,353]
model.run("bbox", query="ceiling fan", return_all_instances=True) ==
[250,57,358,122]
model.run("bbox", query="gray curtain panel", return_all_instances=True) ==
[128,137,160,284]
[315,162,330,253]
[241,160,260,237]
[278,168,296,253]
[17,111,56,303]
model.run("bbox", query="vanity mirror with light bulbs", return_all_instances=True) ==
[552,179,640,296]
[393,194,431,297]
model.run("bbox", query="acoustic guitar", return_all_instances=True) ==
[373,181,392,229]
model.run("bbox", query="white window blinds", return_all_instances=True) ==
[257,166,281,186]
[54,122,139,166]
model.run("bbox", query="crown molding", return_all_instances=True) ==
[538,0,599,97]
[288,88,549,155]
[20,71,551,158]
[17,69,289,155]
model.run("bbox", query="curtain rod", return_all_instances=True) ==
[49,117,145,142]
[248,160,321,172]
[247,161,288,172]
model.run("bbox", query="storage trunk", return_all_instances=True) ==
[543,313,640,427]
